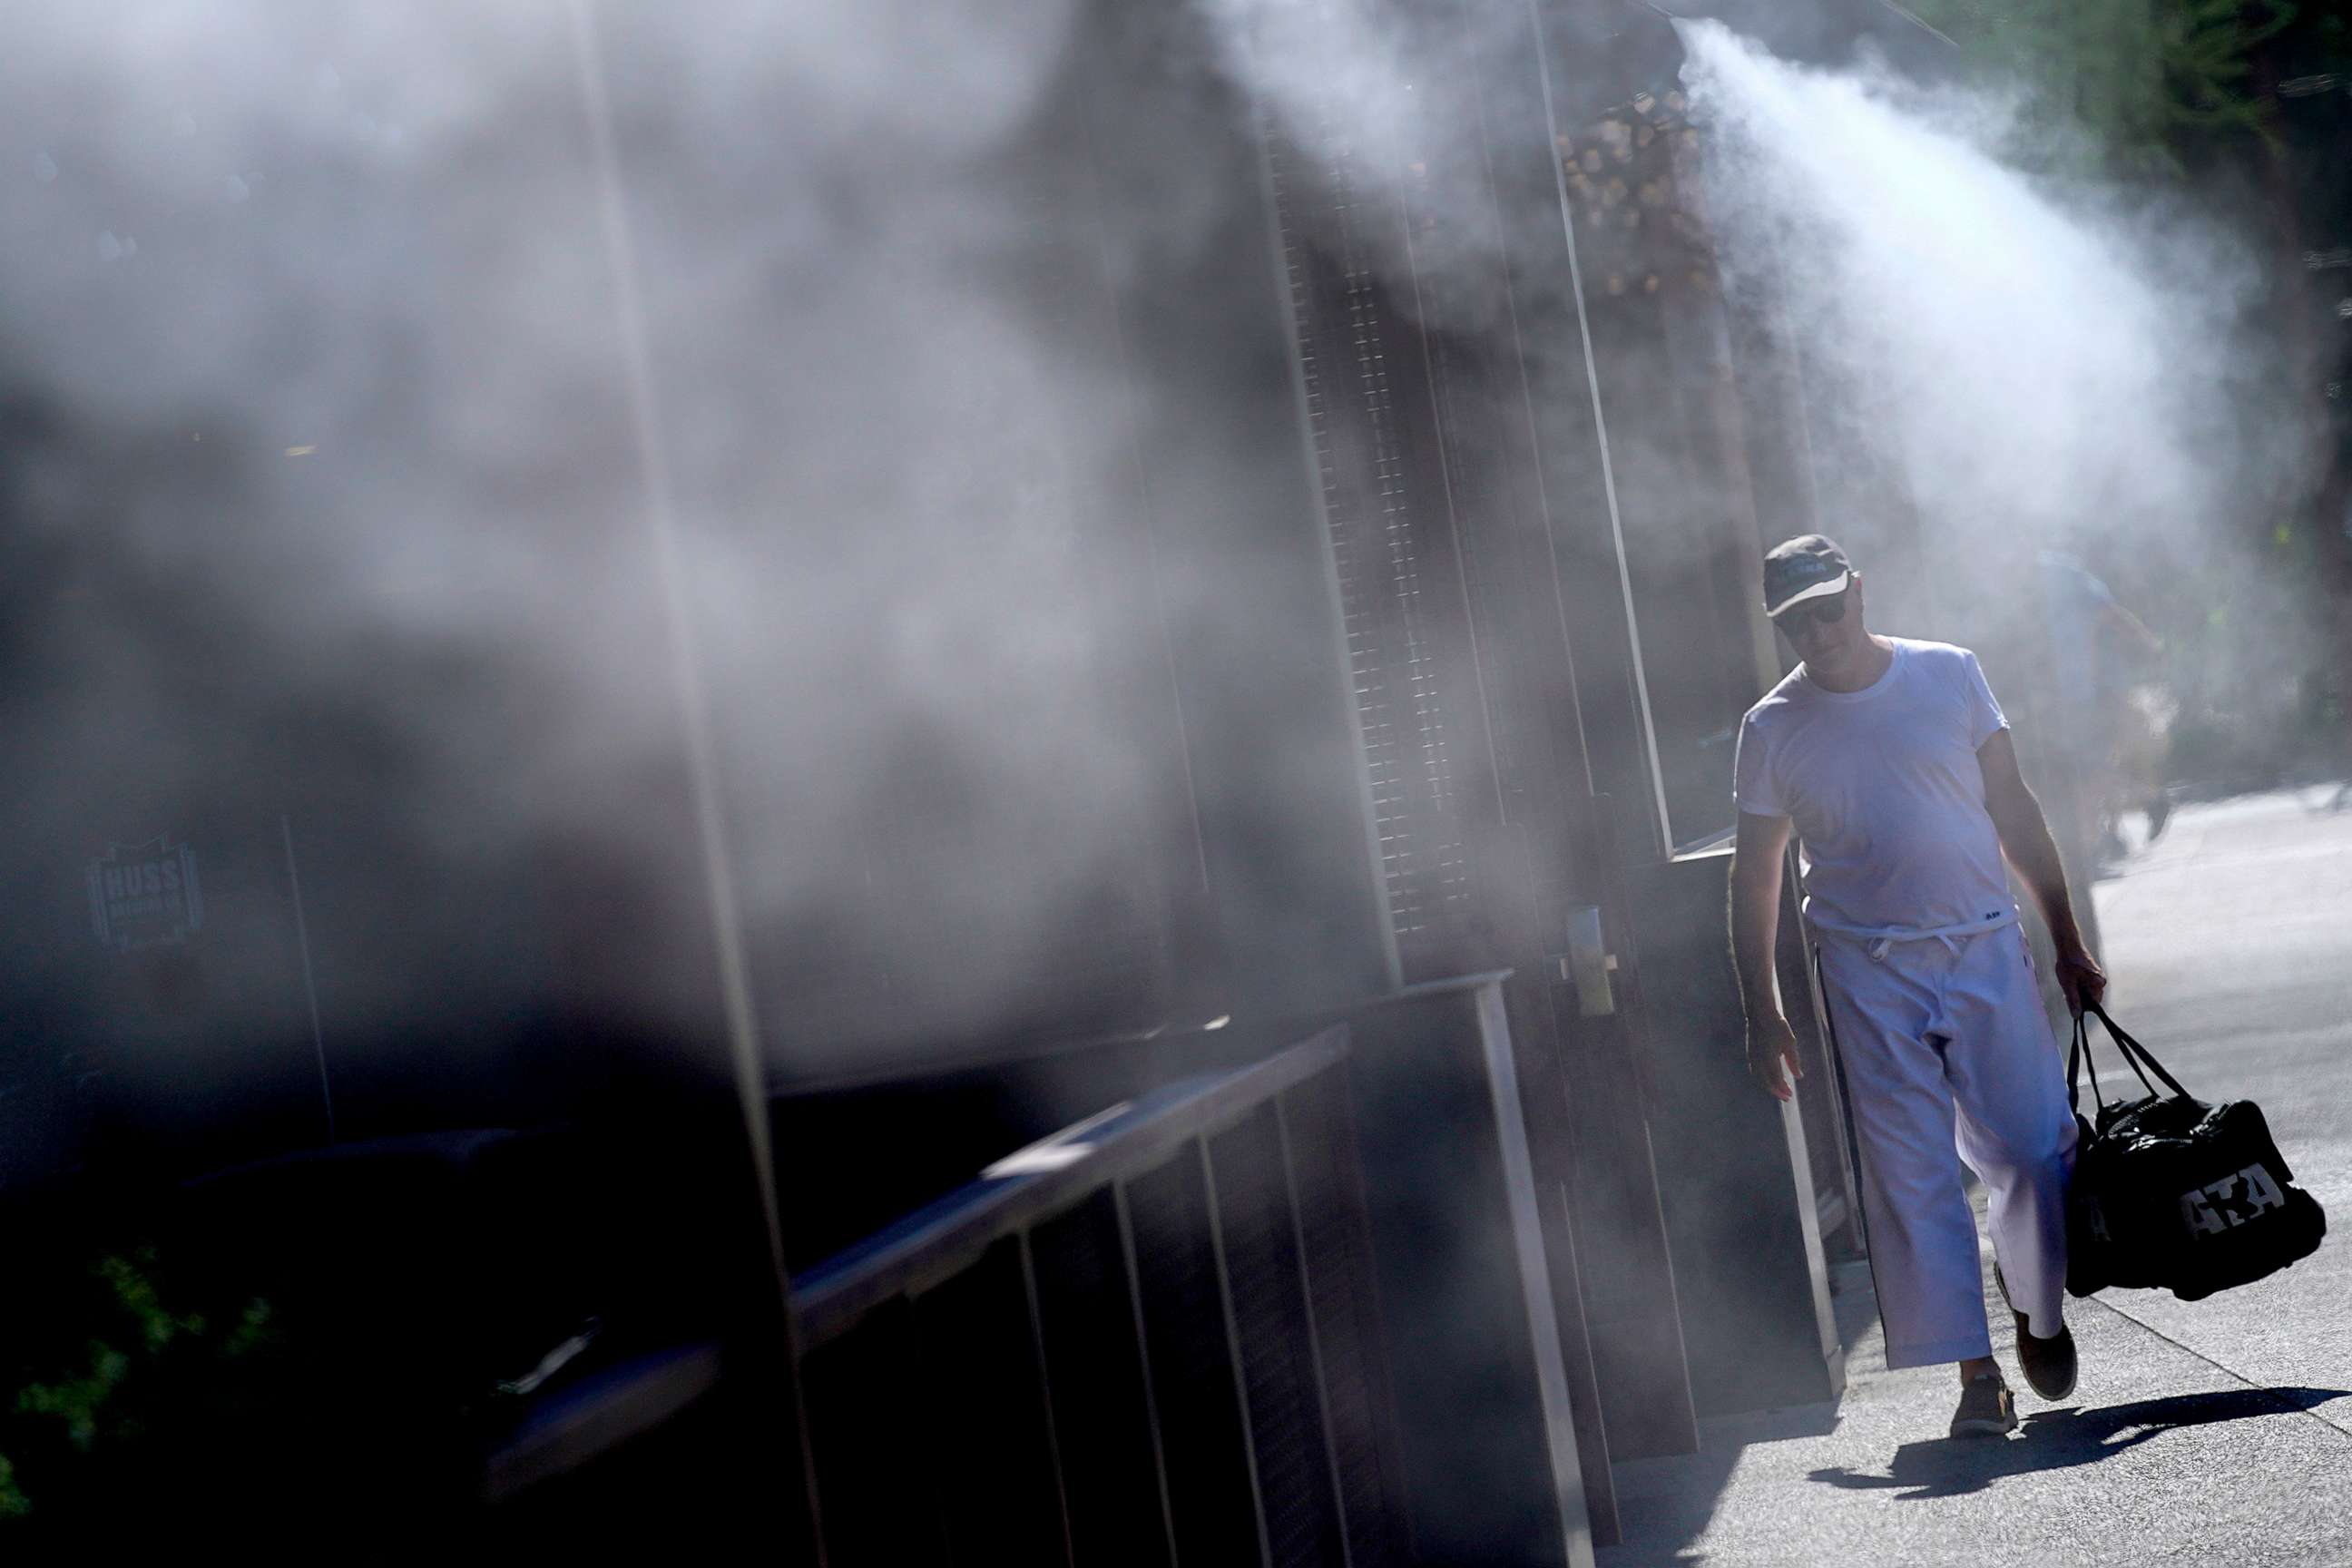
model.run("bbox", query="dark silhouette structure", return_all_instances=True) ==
[0,4,2004,1563]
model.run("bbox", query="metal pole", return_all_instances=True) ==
[563,8,826,1555]
[280,813,336,1143]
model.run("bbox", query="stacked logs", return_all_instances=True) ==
[1555,89,1715,304]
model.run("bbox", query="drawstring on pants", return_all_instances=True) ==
[1816,906,2020,966]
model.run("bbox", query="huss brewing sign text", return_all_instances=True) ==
[87,837,204,953]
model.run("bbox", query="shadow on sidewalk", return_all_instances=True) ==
[1601,1268,1873,1563]
[1807,1386,2351,1500]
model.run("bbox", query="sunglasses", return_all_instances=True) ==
[1771,590,1850,633]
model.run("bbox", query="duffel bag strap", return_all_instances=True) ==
[2066,1011,2132,1116]
[2081,1001,2191,1101]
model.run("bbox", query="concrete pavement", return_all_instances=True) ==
[1598,791,2352,1567]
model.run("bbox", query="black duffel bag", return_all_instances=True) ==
[2065,1002,2325,1301]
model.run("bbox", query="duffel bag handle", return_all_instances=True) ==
[2068,1001,2191,1116]
[2085,1001,2192,1099]
[2068,1011,2136,1116]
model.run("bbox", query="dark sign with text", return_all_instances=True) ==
[87,837,205,953]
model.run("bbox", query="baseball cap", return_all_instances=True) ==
[1762,534,1853,617]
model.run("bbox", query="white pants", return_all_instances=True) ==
[1817,922,2076,1368]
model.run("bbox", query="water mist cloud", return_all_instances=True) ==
[0,0,1281,1122]
[1679,20,2311,591]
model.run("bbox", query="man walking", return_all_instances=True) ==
[1729,535,2106,1438]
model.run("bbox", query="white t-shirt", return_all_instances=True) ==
[1732,638,2014,935]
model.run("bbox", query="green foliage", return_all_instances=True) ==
[0,1245,276,1523]
[1903,0,2302,167]
[2159,0,2298,135]
[2318,11,2352,70]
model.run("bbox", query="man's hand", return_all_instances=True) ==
[1747,1013,1804,1102]
[2054,944,2108,1018]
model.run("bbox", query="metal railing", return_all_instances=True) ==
[789,1026,1408,1567]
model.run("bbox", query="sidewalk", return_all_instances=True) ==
[1599,792,2352,1567]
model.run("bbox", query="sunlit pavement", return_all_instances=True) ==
[1599,790,2352,1567]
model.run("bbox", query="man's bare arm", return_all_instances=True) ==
[2098,598,2164,664]
[1730,808,1804,1100]
[1977,728,2108,1014]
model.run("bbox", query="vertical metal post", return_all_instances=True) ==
[1113,1181,1184,1565]
[1274,1093,1357,1568]
[1017,1230,1080,1568]
[279,814,335,1143]
[563,6,821,1554]
[1471,977,1596,1567]
[1195,1137,1275,1568]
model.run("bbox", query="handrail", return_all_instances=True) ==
[791,1026,1349,1351]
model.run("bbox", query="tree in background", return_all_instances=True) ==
[1901,0,2352,796]
[1900,0,2305,168]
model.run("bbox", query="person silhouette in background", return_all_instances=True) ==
[1728,535,2106,1440]
[2038,546,2171,865]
